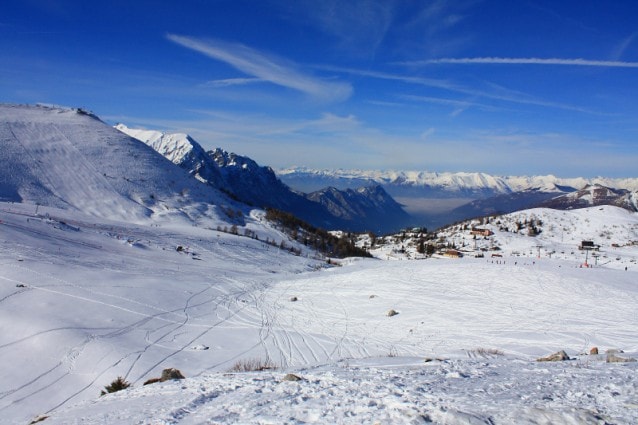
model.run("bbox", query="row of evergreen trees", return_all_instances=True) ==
[265,208,371,259]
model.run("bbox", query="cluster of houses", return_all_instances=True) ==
[440,227,494,258]
[440,230,608,262]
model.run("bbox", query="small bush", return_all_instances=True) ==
[472,348,504,358]
[229,358,276,372]
[100,376,131,396]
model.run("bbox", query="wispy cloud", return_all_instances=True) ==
[319,65,458,91]
[203,77,264,88]
[274,0,395,57]
[403,57,638,68]
[167,34,352,102]
[400,94,492,109]
[400,94,500,117]
[325,66,597,113]
[611,33,638,61]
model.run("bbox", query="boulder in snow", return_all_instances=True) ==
[144,368,185,385]
[606,353,636,363]
[536,350,570,362]
[282,373,303,382]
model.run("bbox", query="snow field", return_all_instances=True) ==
[46,356,638,424]
[2,202,638,423]
[266,258,638,360]
[0,203,317,423]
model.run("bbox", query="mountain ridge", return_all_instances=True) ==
[277,167,638,196]
[116,124,411,233]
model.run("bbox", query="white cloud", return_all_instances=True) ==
[167,34,352,102]
[203,78,264,88]
[327,66,597,113]
[420,128,435,140]
[611,33,638,61]
[406,57,638,68]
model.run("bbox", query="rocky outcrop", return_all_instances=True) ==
[143,368,185,385]
[537,350,570,362]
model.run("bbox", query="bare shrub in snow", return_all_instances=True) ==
[468,348,504,358]
[229,358,276,372]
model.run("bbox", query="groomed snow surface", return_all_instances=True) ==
[1,203,638,424]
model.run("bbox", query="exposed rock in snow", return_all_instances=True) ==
[537,350,571,362]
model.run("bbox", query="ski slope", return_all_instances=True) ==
[2,203,638,424]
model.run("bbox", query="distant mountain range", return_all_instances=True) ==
[2,104,635,237]
[277,167,638,197]
[110,125,638,232]
[278,167,638,229]
[115,124,410,233]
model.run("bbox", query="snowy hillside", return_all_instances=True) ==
[539,184,638,212]
[364,205,638,269]
[0,104,233,223]
[3,202,638,424]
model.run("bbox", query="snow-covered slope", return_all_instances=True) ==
[3,202,638,424]
[365,205,638,267]
[0,105,231,223]
[114,123,224,187]
[0,202,319,424]
[47,355,637,424]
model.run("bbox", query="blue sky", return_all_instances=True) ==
[2,0,638,177]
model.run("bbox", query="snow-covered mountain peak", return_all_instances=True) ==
[114,123,203,166]
[539,183,637,211]
[0,104,231,223]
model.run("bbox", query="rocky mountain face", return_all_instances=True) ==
[307,185,411,233]
[116,125,410,233]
